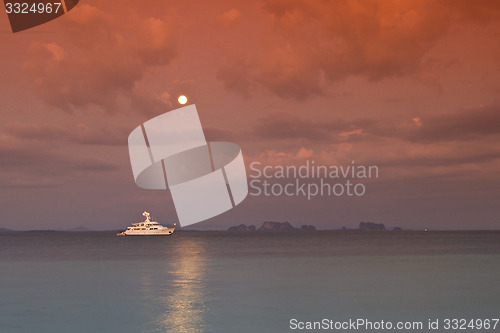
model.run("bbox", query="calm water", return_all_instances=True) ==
[1,231,500,333]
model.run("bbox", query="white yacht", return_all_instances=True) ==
[117,211,175,236]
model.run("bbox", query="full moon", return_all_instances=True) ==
[178,95,188,105]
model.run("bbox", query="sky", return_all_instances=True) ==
[1,0,499,230]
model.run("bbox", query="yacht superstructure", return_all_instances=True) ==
[117,212,175,236]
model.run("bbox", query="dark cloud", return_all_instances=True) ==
[216,55,256,98]
[0,178,60,189]
[0,139,119,177]
[252,112,375,141]
[252,105,500,144]
[203,126,238,142]
[403,106,500,143]
[3,122,129,146]
[380,150,500,169]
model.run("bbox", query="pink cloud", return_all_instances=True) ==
[218,8,241,26]
[217,0,500,99]
[22,4,179,113]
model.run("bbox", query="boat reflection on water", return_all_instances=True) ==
[153,237,211,333]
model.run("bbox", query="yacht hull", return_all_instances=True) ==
[117,228,175,236]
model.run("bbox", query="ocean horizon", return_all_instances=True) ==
[1,231,500,332]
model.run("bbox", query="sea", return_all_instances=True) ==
[1,231,500,333]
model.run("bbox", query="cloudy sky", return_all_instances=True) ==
[1,0,499,230]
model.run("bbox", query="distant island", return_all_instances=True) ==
[358,222,386,231]
[228,221,402,232]
[0,227,13,232]
[357,222,403,231]
[228,221,316,232]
